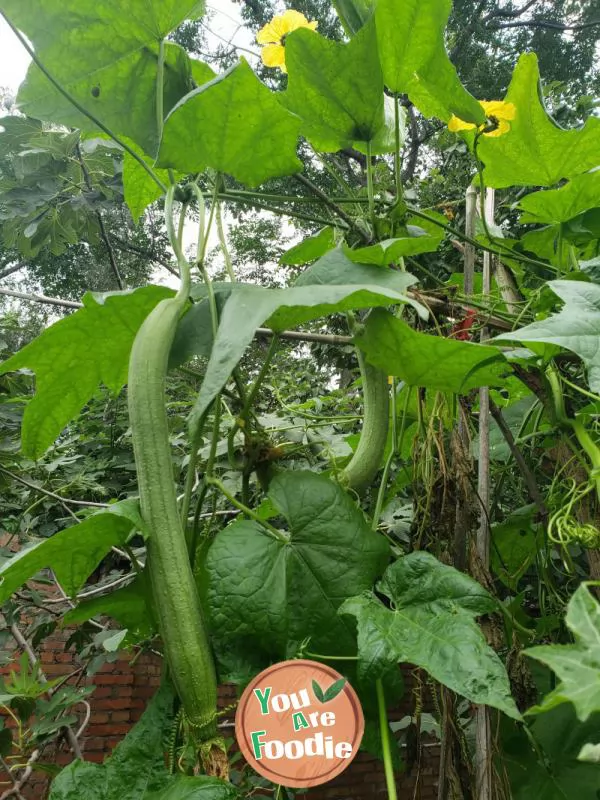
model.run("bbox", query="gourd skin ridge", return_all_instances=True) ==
[128,296,217,734]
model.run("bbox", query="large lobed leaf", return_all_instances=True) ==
[518,170,600,225]
[0,501,145,602]
[0,286,171,458]
[341,551,520,719]
[500,705,600,799]
[495,281,600,393]
[188,251,426,429]
[3,0,204,156]
[478,54,600,189]
[283,19,391,153]
[206,471,389,658]
[49,682,238,799]
[157,59,302,187]
[356,308,508,393]
[524,584,600,721]
[375,0,484,124]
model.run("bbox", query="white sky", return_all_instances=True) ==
[0,2,257,94]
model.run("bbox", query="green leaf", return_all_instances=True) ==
[283,19,388,152]
[0,501,144,602]
[332,0,374,36]
[189,256,426,429]
[62,574,155,642]
[478,54,600,189]
[375,0,484,124]
[158,59,302,186]
[206,471,389,658]
[122,144,171,223]
[280,227,336,266]
[0,285,171,457]
[294,247,419,294]
[344,227,443,264]
[578,743,600,763]
[356,308,508,393]
[323,677,347,702]
[500,705,600,799]
[491,505,540,591]
[312,679,326,703]
[495,280,600,392]
[518,170,600,225]
[524,584,600,721]
[144,777,239,800]
[49,682,187,800]
[4,1,203,156]
[340,551,520,719]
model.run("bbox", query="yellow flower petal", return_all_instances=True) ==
[279,9,316,35]
[448,115,476,133]
[481,100,516,121]
[261,43,287,72]
[257,18,287,44]
[483,118,511,137]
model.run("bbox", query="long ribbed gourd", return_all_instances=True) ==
[127,188,217,742]
[342,349,390,494]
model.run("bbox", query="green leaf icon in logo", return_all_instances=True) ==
[312,677,346,704]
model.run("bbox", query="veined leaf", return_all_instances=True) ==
[62,574,155,643]
[188,254,426,429]
[3,1,204,156]
[525,584,600,721]
[500,705,600,799]
[283,19,390,153]
[478,54,600,189]
[206,471,389,658]
[518,170,600,225]
[375,0,484,124]
[158,59,302,187]
[495,280,600,393]
[0,286,171,458]
[280,227,336,266]
[340,551,520,719]
[0,500,145,601]
[50,683,235,799]
[356,308,508,393]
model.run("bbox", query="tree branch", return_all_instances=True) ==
[108,235,179,278]
[490,18,600,31]
[75,143,124,290]
[489,398,549,522]
[401,104,420,184]
[0,263,27,282]
[483,0,539,21]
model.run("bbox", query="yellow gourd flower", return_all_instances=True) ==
[257,10,318,73]
[448,100,517,138]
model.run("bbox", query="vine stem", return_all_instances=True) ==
[376,679,397,800]
[0,11,166,194]
[205,477,286,541]
[304,652,358,661]
[366,140,375,233]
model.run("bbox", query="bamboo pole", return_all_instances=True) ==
[474,187,494,800]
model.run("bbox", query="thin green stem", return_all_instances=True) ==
[206,477,286,541]
[156,39,165,142]
[376,679,397,800]
[304,652,358,661]
[407,206,554,275]
[394,96,403,203]
[366,140,375,231]
[0,12,166,195]
[164,186,191,299]
[217,193,345,229]
[216,199,236,282]
[371,377,397,532]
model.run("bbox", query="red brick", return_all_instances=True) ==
[90,724,130,736]
[93,674,132,685]
[96,698,131,710]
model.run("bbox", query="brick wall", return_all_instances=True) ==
[1,633,439,799]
